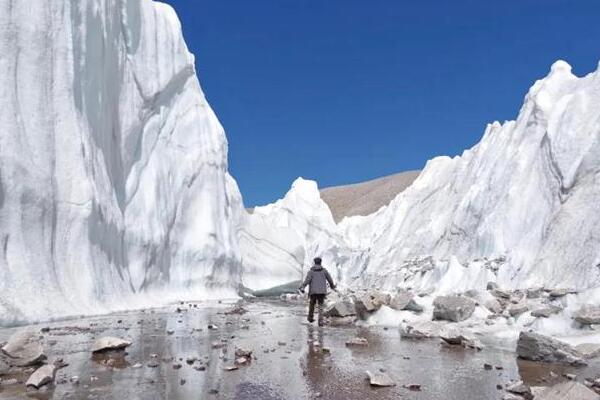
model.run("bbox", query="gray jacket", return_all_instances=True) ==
[300,265,335,295]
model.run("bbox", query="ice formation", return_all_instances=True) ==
[0,0,242,325]
[241,60,600,297]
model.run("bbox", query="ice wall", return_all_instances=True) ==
[0,0,242,325]
[241,61,600,294]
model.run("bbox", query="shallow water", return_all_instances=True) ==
[0,300,598,400]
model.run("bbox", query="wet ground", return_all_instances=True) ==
[1,299,599,400]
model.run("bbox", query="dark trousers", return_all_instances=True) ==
[308,294,325,324]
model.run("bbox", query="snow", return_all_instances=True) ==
[0,0,242,325]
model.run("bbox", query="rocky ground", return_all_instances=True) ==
[1,299,600,399]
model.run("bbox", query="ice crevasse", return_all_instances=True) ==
[0,0,243,325]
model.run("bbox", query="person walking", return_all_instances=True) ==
[299,257,336,326]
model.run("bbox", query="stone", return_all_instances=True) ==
[91,337,132,353]
[1,330,46,367]
[485,298,503,314]
[487,281,499,291]
[492,289,511,299]
[403,383,421,391]
[147,361,160,368]
[399,322,441,339]
[345,338,368,347]
[26,364,57,389]
[462,338,484,351]
[574,306,600,325]
[223,365,238,371]
[354,291,391,318]
[549,288,577,299]
[235,348,252,358]
[516,331,586,366]
[484,363,493,370]
[535,381,600,400]
[172,363,182,369]
[526,288,544,299]
[439,328,469,345]
[502,395,524,400]
[389,290,413,311]
[531,306,562,318]
[366,370,395,387]
[329,316,356,326]
[1,378,18,386]
[575,343,600,359]
[432,296,476,322]
[324,300,356,317]
[508,302,529,317]
[506,380,532,398]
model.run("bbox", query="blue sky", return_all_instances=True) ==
[162,0,600,207]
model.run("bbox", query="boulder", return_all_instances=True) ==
[234,348,252,358]
[354,291,390,318]
[531,306,562,318]
[1,330,46,367]
[516,331,586,366]
[575,343,600,359]
[439,328,469,345]
[91,337,132,353]
[548,288,577,299]
[366,370,395,387]
[26,364,57,389]
[492,289,511,299]
[389,290,413,311]
[324,299,356,317]
[485,298,503,314]
[574,306,600,325]
[508,302,529,317]
[433,296,476,322]
[486,281,498,291]
[526,288,544,299]
[399,322,441,339]
[535,381,600,400]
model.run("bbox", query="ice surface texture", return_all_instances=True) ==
[0,0,242,324]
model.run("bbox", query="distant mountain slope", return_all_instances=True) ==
[320,171,421,222]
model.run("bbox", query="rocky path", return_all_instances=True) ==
[0,300,599,399]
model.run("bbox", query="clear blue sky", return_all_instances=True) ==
[162,0,600,207]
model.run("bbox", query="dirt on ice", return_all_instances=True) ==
[0,300,598,400]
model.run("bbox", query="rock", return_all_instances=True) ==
[531,306,562,318]
[1,378,18,386]
[575,343,600,359]
[172,363,182,369]
[440,328,468,345]
[324,300,356,317]
[354,291,390,318]
[224,305,248,315]
[399,322,441,339]
[91,337,132,353]
[389,290,413,311]
[208,324,218,330]
[484,363,493,370]
[345,338,369,347]
[26,364,57,389]
[366,370,395,387]
[508,302,529,317]
[329,316,356,326]
[487,281,499,291]
[564,373,576,380]
[492,289,512,299]
[403,383,421,391]
[535,381,600,400]
[462,338,484,351]
[432,296,476,322]
[506,380,532,398]
[147,361,160,368]
[1,330,46,367]
[223,365,238,371]
[516,331,586,366]
[235,348,252,358]
[485,298,503,314]
[502,395,523,400]
[549,288,577,299]
[574,306,600,325]
[527,288,544,299]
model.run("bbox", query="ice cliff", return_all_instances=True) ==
[0,0,242,325]
[242,60,600,295]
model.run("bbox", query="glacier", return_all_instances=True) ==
[241,60,600,298]
[2,0,600,336]
[0,0,243,325]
